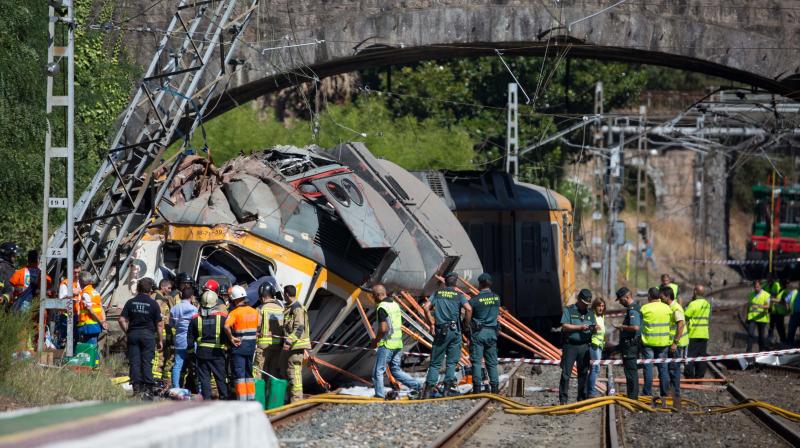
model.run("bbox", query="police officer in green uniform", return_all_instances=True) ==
[559,289,596,404]
[614,286,641,400]
[422,273,472,398]
[467,273,500,394]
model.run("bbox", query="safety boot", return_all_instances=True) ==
[489,384,499,395]
[471,383,483,395]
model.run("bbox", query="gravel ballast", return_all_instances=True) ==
[275,398,477,447]
[464,364,602,447]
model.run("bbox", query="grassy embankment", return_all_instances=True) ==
[0,309,127,410]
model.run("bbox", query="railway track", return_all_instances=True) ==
[429,363,523,448]
[603,366,622,448]
[754,363,800,376]
[708,362,800,446]
[269,401,322,430]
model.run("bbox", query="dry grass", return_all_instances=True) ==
[0,360,127,407]
[0,309,128,408]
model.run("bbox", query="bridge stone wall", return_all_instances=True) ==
[111,0,800,122]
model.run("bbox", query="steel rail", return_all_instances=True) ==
[429,362,524,448]
[754,363,800,376]
[708,362,800,446]
[603,365,622,448]
[268,401,323,430]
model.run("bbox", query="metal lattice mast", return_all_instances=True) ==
[39,0,76,355]
[506,83,519,180]
[44,0,259,299]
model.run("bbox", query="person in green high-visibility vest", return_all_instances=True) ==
[370,284,422,399]
[766,275,789,345]
[586,297,606,398]
[786,283,800,347]
[660,285,688,410]
[684,284,711,379]
[745,279,771,352]
[660,274,680,305]
[641,287,672,408]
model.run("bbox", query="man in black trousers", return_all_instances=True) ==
[119,277,164,399]
[558,289,596,404]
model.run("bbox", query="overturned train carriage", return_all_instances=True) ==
[414,171,576,338]
[107,143,482,385]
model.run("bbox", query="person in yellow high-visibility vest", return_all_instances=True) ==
[641,287,672,408]
[745,279,771,352]
[370,284,422,399]
[660,285,687,409]
[767,276,789,345]
[684,285,711,379]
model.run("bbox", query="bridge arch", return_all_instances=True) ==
[121,1,800,123]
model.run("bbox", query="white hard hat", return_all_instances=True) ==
[230,285,247,301]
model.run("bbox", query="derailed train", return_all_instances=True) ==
[106,142,574,384]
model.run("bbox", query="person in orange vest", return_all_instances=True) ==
[76,271,107,347]
[224,285,261,401]
[9,250,51,312]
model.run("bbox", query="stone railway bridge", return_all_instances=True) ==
[116,0,800,122]
[111,0,800,260]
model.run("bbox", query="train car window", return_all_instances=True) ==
[521,223,543,273]
[307,288,347,341]
[161,242,181,271]
[341,178,363,206]
[197,245,274,286]
[326,181,350,207]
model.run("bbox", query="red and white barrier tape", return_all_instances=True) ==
[687,257,800,266]
[497,348,800,366]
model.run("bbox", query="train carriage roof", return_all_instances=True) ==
[413,171,571,212]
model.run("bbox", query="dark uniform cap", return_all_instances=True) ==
[578,289,593,304]
[477,273,492,283]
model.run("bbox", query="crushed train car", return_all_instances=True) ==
[107,143,482,384]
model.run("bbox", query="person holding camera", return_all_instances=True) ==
[558,289,596,405]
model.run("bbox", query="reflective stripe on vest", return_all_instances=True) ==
[258,302,284,346]
[197,315,226,350]
[591,315,605,348]
[641,301,672,347]
[377,300,404,350]
[668,301,689,347]
[685,298,711,340]
[747,290,771,323]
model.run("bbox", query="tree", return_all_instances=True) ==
[0,0,137,251]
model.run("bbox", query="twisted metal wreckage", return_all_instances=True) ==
[107,142,483,384]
